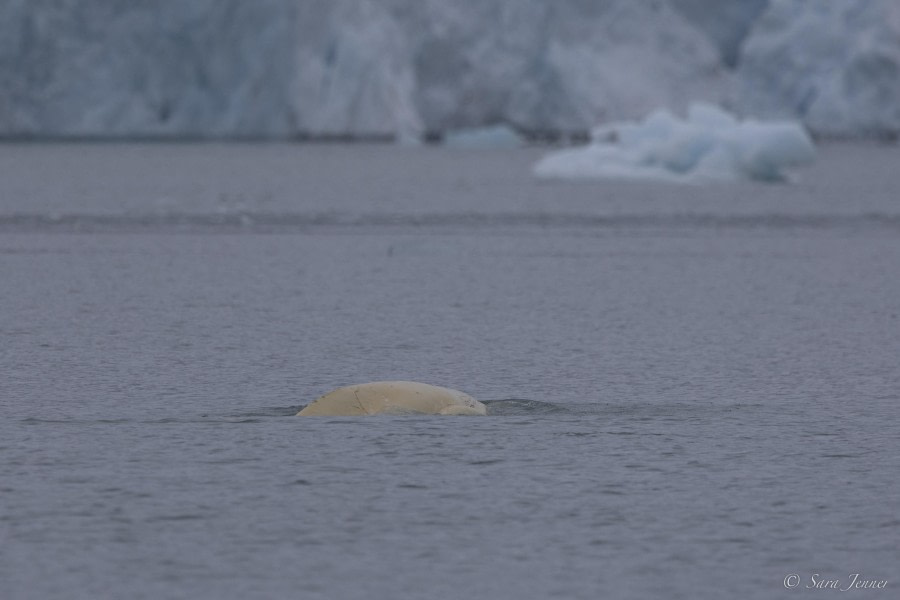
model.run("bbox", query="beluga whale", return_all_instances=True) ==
[296,381,487,416]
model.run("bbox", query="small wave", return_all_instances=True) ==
[282,399,569,417]
[2,211,900,233]
[226,406,302,418]
[482,398,570,416]
[19,417,132,425]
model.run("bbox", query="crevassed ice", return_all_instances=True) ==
[3,1,897,139]
[737,0,900,138]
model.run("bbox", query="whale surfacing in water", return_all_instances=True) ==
[297,381,486,416]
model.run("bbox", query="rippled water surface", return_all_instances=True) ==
[2,143,899,599]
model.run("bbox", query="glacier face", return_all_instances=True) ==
[670,0,769,67]
[393,0,727,135]
[0,0,728,138]
[738,0,900,137]
[291,0,421,137]
[0,0,298,137]
[0,0,897,139]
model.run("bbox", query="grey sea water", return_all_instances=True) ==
[1,143,898,599]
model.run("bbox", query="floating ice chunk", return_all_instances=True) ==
[534,103,815,183]
[443,125,524,148]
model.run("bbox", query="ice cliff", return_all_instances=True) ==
[0,0,298,137]
[1,0,898,139]
[738,0,900,138]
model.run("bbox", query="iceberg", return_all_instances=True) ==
[443,125,523,148]
[533,103,816,183]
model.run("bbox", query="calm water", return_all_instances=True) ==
[1,143,899,599]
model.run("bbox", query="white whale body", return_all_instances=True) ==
[297,381,487,416]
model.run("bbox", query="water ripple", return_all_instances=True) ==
[3,211,900,233]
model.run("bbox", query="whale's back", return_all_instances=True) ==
[297,381,486,416]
